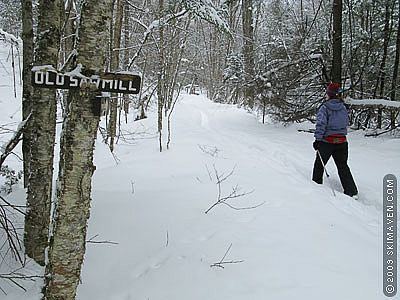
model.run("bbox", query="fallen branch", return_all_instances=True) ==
[210,243,243,269]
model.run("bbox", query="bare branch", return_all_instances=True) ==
[205,164,213,181]
[86,234,119,245]
[198,144,221,157]
[205,165,262,214]
[0,196,26,216]
[0,114,31,169]
[0,202,24,265]
[0,270,43,294]
[210,243,244,269]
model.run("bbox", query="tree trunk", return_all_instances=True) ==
[242,0,255,107]
[123,0,130,119]
[157,0,165,152]
[43,0,113,297]
[331,0,342,83]
[374,0,392,129]
[107,0,124,152]
[24,0,61,266]
[21,0,34,188]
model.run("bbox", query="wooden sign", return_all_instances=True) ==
[32,69,141,94]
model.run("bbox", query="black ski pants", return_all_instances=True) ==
[312,142,358,196]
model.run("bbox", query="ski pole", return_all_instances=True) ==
[316,150,336,197]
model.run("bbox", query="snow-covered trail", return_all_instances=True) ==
[73,93,398,300]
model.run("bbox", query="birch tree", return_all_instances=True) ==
[24,0,61,266]
[43,0,113,298]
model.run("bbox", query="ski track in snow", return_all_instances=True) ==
[189,96,382,227]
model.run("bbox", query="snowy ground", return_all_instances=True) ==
[1,39,400,299]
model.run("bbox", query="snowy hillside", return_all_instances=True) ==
[1,39,399,299]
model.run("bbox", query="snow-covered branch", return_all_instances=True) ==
[0,29,21,46]
[345,98,400,109]
[128,10,189,69]
[181,0,231,35]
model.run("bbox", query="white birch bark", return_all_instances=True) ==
[24,0,61,266]
[43,0,113,297]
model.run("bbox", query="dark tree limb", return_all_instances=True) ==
[0,114,31,170]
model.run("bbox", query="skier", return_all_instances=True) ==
[312,82,358,199]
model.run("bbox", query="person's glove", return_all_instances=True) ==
[313,140,320,151]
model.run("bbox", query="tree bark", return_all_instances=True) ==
[21,0,33,188]
[43,0,113,297]
[331,0,342,83]
[24,0,61,266]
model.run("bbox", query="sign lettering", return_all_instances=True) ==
[31,69,141,94]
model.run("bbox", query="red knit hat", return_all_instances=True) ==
[326,82,340,97]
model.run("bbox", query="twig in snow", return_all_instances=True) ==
[198,144,221,157]
[205,164,213,182]
[210,243,243,269]
[205,165,263,214]
[130,180,135,194]
[86,234,119,245]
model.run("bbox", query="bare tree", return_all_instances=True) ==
[157,0,165,152]
[331,0,342,83]
[107,0,124,152]
[242,0,255,107]
[374,0,394,128]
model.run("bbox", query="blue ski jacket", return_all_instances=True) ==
[314,98,348,141]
